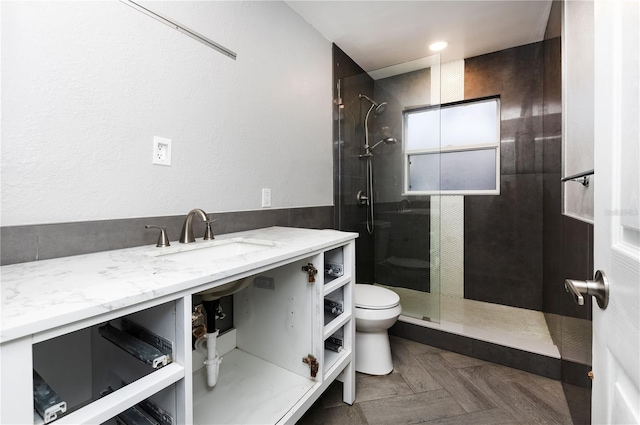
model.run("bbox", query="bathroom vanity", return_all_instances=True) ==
[0,226,357,424]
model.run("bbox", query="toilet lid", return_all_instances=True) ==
[355,284,400,309]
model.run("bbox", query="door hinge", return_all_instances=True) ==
[302,354,319,379]
[301,263,318,283]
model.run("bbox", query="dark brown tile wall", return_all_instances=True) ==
[374,201,431,292]
[463,33,594,319]
[463,42,545,310]
[559,216,594,319]
[542,16,566,316]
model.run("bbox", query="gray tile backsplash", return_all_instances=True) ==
[1,206,333,265]
[1,225,38,265]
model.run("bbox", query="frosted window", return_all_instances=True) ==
[409,150,497,191]
[440,100,498,148]
[406,108,440,150]
[404,97,500,194]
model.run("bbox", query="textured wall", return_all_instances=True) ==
[562,0,594,221]
[1,1,332,226]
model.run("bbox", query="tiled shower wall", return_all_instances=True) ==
[332,44,376,282]
[463,42,546,310]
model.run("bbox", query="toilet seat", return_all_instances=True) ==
[355,284,400,310]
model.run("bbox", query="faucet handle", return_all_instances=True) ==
[203,219,218,240]
[145,225,170,247]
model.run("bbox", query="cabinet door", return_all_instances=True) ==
[234,257,318,378]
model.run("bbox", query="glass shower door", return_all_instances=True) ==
[369,55,442,324]
[333,46,442,324]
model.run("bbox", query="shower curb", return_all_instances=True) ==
[390,320,562,380]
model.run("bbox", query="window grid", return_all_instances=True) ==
[403,96,500,195]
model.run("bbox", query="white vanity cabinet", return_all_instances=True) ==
[0,227,356,425]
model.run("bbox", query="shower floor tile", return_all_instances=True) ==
[377,285,559,358]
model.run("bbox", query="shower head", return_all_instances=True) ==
[359,94,387,115]
[370,136,399,151]
[374,102,387,115]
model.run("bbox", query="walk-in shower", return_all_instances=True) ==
[333,43,577,363]
[356,93,398,235]
[333,3,592,412]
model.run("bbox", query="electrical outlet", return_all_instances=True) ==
[153,136,172,166]
[261,188,271,208]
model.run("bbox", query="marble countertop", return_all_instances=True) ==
[1,226,357,344]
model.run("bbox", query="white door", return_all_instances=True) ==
[593,0,640,423]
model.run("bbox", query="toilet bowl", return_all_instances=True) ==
[355,284,402,375]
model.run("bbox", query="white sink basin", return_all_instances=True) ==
[148,237,275,265]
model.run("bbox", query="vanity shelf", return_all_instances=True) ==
[193,348,315,425]
[324,313,351,340]
[323,275,350,296]
[55,364,183,425]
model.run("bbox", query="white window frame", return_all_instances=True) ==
[403,96,501,196]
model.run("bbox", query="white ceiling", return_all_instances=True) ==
[286,1,553,72]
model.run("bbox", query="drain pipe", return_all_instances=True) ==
[196,298,224,387]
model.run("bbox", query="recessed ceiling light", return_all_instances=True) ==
[429,41,449,52]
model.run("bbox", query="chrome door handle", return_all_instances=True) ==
[565,270,609,309]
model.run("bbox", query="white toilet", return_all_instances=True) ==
[354,284,402,375]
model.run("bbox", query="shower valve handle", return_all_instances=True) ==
[356,190,369,206]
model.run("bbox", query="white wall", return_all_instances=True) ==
[1,1,332,226]
[563,0,594,222]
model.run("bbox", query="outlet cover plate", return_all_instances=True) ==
[153,136,172,166]
[261,188,271,208]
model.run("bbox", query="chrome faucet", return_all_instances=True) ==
[179,208,209,243]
